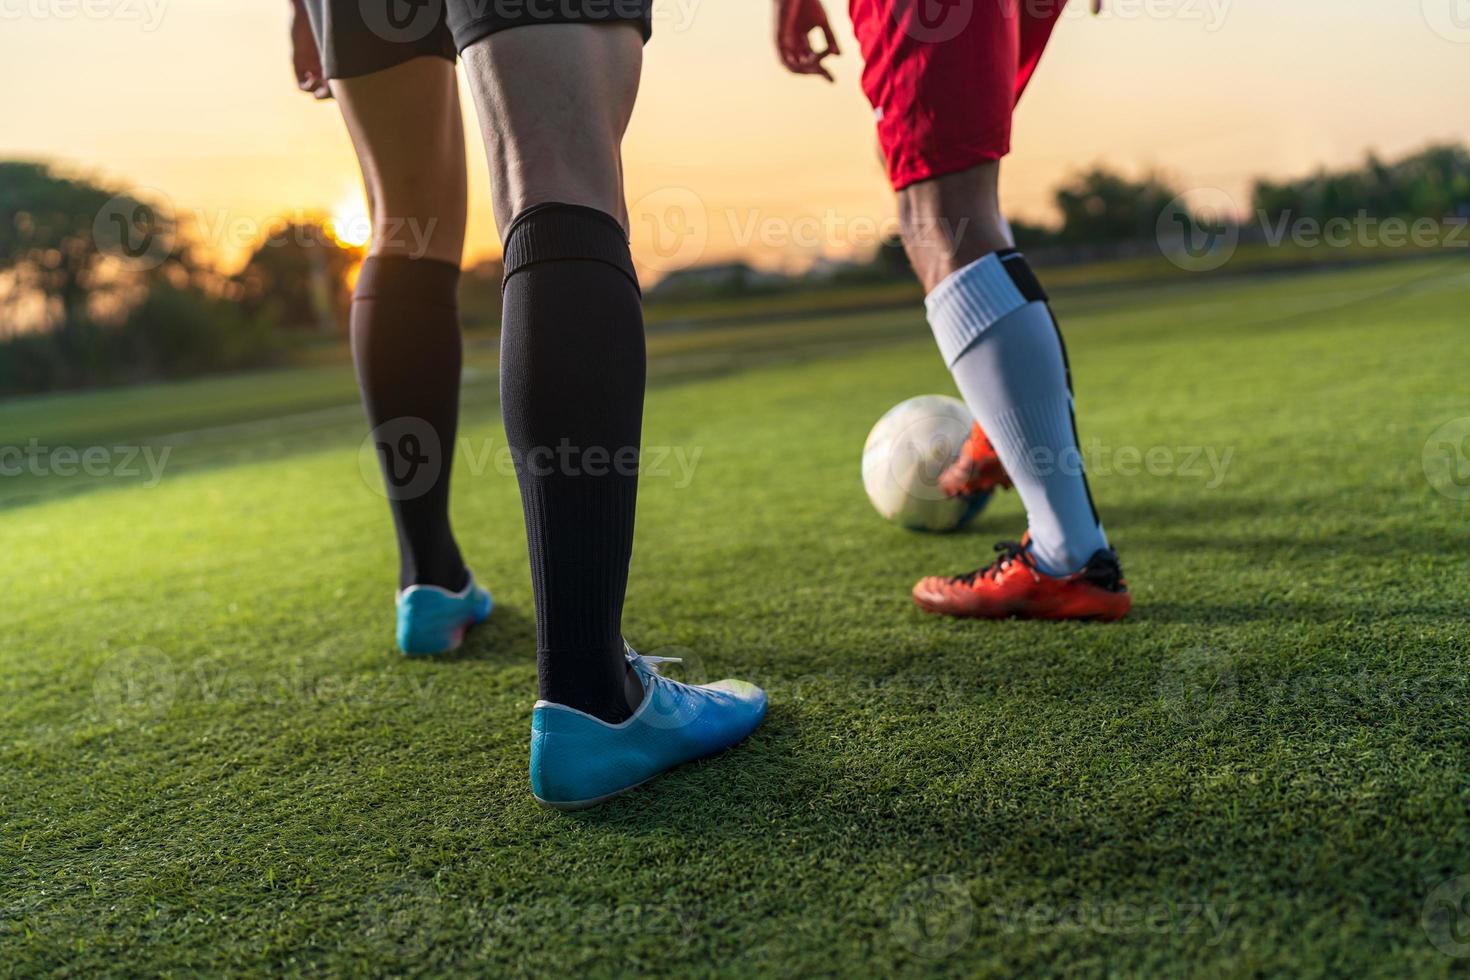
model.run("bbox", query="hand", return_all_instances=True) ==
[290,0,332,100]
[774,0,840,82]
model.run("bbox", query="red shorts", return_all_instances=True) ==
[849,0,1067,189]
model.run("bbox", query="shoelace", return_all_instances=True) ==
[624,643,683,674]
[951,540,1033,585]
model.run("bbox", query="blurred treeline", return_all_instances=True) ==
[1010,142,1470,248]
[2,144,1467,397]
[0,161,363,396]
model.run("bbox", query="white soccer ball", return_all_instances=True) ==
[862,394,990,532]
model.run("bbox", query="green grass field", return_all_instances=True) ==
[4,257,1469,976]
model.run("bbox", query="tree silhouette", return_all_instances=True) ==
[0,161,176,334]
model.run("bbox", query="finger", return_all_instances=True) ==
[793,58,830,80]
[806,46,837,78]
[783,41,815,67]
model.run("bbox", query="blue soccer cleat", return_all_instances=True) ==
[395,573,494,656]
[529,646,768,810]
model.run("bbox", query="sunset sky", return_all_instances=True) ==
[3,0,1469,277]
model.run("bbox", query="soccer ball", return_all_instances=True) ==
[862,395,992,532]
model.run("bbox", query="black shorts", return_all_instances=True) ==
[302,0,653,79]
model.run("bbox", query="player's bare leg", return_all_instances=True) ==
[897,161,1010,295]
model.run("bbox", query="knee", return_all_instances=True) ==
[496,155,628,235]
[899,191,1011,293]
[365,174,466,264]
[483,114,628,232]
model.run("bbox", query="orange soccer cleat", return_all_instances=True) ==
[938,422,1013,498]
[912,539,1132,621]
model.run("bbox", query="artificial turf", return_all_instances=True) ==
[3,257,1468,976]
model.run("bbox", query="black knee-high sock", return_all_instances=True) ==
[500,204,646,723]
[352,255,467,591]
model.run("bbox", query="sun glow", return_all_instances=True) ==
[328,192,372,248]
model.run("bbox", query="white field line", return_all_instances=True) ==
[143,367,495,447]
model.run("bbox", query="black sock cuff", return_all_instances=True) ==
[993,248,1048,304]
[502,203,639,294]
[355,254,461,306]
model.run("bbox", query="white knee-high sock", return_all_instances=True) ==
[925,249,1108,575]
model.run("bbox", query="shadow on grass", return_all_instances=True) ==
[552,708,806,832]
[1131,598,1466,626]
[432,602,536,664]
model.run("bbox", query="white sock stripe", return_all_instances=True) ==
[924,253,1030,367]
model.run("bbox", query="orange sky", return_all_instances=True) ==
[3,0,1469,278]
